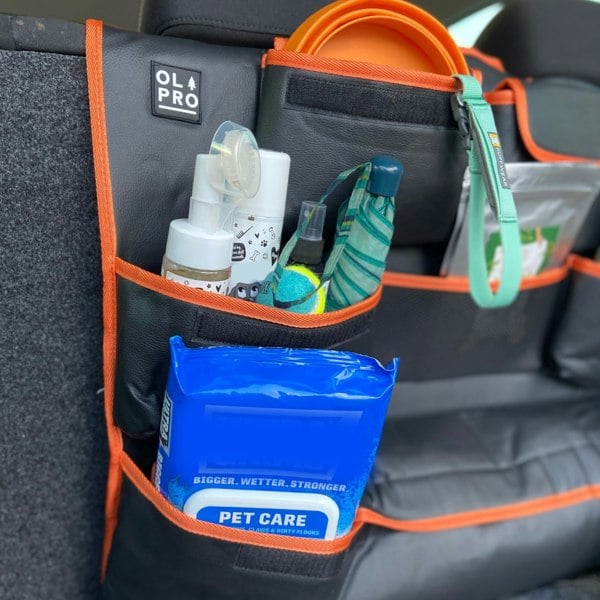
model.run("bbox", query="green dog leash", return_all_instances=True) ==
[453,75,522,308]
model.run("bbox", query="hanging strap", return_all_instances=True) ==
[452,75,522,308]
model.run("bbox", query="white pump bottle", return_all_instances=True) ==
[161,154,233,294]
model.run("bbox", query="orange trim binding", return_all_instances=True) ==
[85,19,124,580]
[382,261,570,293]
[485,88,514,106]
[571,255,600,279]
[125,449,600,544]
[358,484,600,532]
[122,453,363,554]
[264,49,460,92]
[382,271,469,292]
[471,67,483,86]
[461,47,506,73]
[115,257,382,328]
[499,78,600,164]
[273,36,288,50]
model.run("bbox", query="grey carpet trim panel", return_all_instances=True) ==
[0,49,105,600]
[0,14,84,55]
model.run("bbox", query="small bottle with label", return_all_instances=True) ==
[229,149,290,301]
[290,201,327,277]
[255,201,328,314]
[162,154,233,294]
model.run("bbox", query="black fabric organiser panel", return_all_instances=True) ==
[101,25,383,598]
[349,399,600,600]
[99,26,600,600]
[551,260,600,387]
[372,269,567,379]
[102,30,262,273]
[255,59,467,248]
[114,270,377,438]
[105,477,358,600]
[104,399,600,600]
[100,29,381,441]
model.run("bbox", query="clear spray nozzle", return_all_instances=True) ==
[189,154,221,233]
[298,201,327,241]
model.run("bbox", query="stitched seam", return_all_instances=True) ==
[156,15,291,35]
[288,73,454,99]
[282,104,461,131]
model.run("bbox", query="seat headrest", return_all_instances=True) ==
[476,0,600,86]
[140,0,333,48]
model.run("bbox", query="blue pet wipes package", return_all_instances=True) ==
[155,336,398,539]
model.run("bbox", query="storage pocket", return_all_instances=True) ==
[103,454,358,600]
[113,258,381,438]
[105,399,600,600]
[255,49,467,247]
[371,252,571,379]
[551,256,600,386]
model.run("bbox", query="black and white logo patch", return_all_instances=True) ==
[152,62,201,123]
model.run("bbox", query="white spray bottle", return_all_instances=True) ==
[229,149,291,301]
[162,122,261,294]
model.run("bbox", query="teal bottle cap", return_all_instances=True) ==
[367,155,404,197]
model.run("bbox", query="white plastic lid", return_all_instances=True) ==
[236,149,291,219]
[165,219,233,271]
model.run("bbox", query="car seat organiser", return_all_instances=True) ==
[84,7,600,598]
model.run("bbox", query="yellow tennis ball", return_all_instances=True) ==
[278,265,327,314]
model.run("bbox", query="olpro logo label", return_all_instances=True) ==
[152,62,201,123]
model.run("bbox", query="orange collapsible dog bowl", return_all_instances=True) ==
[284,0,469,75]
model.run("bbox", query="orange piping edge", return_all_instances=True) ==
[500,78,600,164]
[571,255,600,278]
[461,46,506,73]
[485,88,514,106]
[263,49,460,93]
[122,453,363,554]
[125,449,600,542]
[85,19,124,580]
[115,257,381,329]
[273,36,288,50]
[471,67,483,86]
[358,484,600,532]
[382,260,570,293]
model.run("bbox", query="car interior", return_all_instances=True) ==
[1,0,599,598]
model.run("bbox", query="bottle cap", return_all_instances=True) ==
[236,149,291,219]
[298,201,327,241]
[165,220,233,272]
[290,201,327,267]
[367,155,404,197]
